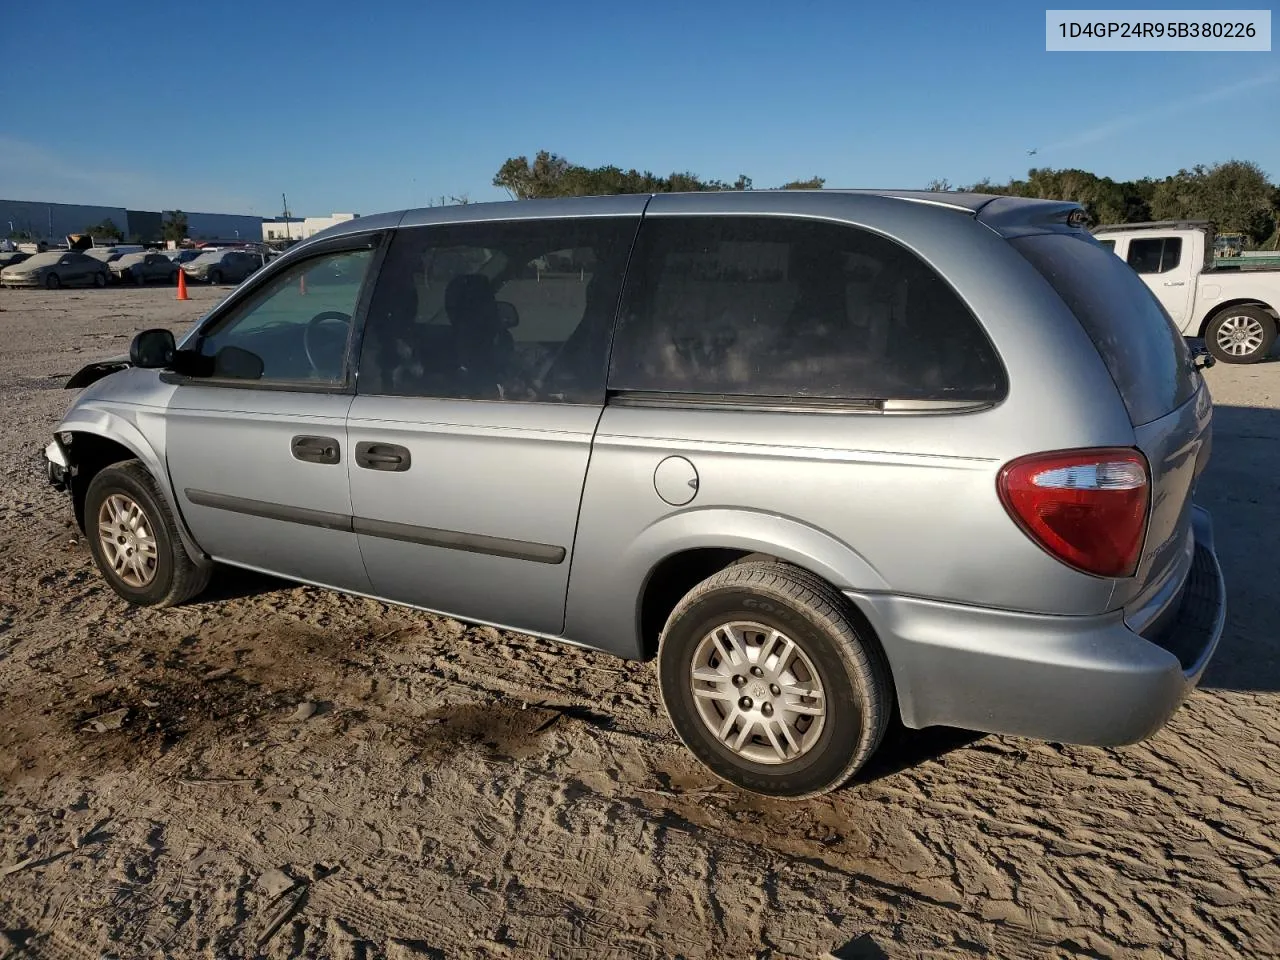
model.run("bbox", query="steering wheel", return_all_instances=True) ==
[303,311,352,375]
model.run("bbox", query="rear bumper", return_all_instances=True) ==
[847,506,1225,747]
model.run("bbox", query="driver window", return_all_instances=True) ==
[198,248,374,383]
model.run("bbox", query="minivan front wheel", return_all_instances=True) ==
[1206,306,1276,364]
[84,460,211,607]
[657,561,890,799]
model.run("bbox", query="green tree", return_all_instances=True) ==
[1150,161,1275,243]
[926,178,953,192]
[87,218,123,241]
[493,151,821,199]
[779,177,825,190]
[162,210,189,243]
[493,151,573,199]
[962,161,1273,236]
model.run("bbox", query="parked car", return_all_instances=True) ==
[0,251,31,273]
[44,191,1225,799]
[163,249,205,265]
[1,250,109,289]
[181,250,262,285]
[110,252,180,285]
[1093,220,1280,363]
[83,245,142,264]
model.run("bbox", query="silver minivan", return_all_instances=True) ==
[45,190,1226,798]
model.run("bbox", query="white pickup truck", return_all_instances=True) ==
[1093,220,1280,363]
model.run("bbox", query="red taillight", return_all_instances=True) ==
[997,447,1150,578]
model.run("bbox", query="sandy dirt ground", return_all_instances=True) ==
[0,286,1277,960]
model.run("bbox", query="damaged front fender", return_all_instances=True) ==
[65,355,132,390]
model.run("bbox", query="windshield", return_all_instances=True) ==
[189,252,223,265]
[17,252,63,268]
[1012,232,1197,426]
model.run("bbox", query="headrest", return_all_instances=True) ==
[445,274,495,320]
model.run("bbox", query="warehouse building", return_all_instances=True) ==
[1,199,130,244]
[185,211,263,243]
[1,198,263,245]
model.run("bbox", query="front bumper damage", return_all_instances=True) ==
[45,438,71,492]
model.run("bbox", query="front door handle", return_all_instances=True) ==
[355,441,411,472]
[291,435,341,465]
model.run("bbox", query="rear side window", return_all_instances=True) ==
[1096,238,1117,252]
[358,218,636,403]
[1012,233,1195,426]
[608,216,1006,403]
[1127,237,1182,274]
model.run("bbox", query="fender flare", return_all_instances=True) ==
[56,407,211,569]
[613,508,889,657]
[630,508,888,591]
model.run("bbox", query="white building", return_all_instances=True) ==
[262,213,359,243]
[262,218,305,242]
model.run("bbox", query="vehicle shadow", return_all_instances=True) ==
[198,565,291,604]
[852,720,985,784]
[1193,402,1280,693]
[826,933,889,959]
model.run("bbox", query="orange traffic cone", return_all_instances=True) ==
[176,268,190,301]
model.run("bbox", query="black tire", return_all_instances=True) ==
[208,269,222,285]
[94,271,106,288]
[45,273,60,290]
[1205,306,1276,364]
[168,270,178,285]
[134,269,146,286]
[84,459,212,607]
[657,560,891,799]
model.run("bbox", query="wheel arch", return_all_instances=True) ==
[56,412,209,569]
[1197,298,1279,338]
[618,509,890,661]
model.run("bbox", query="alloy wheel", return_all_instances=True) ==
[689,620,827,764]
[97,493,159,588]
[1215,314,1266,357]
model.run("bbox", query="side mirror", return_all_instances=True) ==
[1191,344,1215,370]
[129,328,175,368]
[495,300,520,328]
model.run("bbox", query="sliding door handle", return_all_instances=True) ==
[355,441,412,472]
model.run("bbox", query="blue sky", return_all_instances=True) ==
[1,0,1276,217]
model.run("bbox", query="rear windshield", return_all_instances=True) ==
[1011,233,1196,426]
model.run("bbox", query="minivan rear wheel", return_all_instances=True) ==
[657,560,890,798]
[1205,306,1276,364]
[84,459,212,607]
